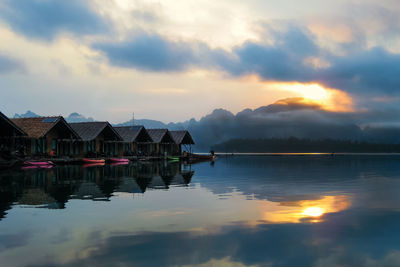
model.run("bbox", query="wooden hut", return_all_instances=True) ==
[114,126,153,156]
[69,122,123,157]
[0,111,27,154]
[169,130,195,155]
[147,129,175,157]
[11,116,80,157]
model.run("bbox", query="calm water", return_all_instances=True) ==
[1,155,400,266]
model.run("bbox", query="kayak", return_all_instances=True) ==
[83,163,105,168]
[110,162,129,166]
[110,158,129,163]
[82,158,105,164]
[167,156,180,161]
[22,165,53,170]
[24,161,54,166]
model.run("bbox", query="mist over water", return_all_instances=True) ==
[1,156,400,266]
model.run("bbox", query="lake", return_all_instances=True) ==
[1,155,400,266]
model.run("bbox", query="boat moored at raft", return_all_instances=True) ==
[82,162,105,168]
[23,161,54,166]
[82,158,105,164]
[109,158,129,163]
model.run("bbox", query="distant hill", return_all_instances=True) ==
[211,138,400,153]
[13,110,40,118]
[115,119,169,128]
[65,112,94,123]
[14,111,94,123]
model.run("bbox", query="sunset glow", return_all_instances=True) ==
[269,82,354,112]
[261,195,351,223]
[302,207,325,217]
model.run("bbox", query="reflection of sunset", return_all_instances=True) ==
[269,82,354,112]
[260,195,351,224]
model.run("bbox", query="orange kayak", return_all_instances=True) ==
[83,162,105,168]
[82,158,105,164]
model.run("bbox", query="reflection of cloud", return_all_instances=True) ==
[0,232,32,252]
[56,209,400,267]
[261,195,351,223]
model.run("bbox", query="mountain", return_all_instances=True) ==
[115,119,168,128]
[65,112,94,123]
[12,99,400,151]
[13,110,40,118]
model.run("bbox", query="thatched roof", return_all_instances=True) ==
[11,116,78,139]
[147,129,175,144]
[0,111,26,137]
[69,122,122,141]
[169,130,195,145]
[114,126,153,143]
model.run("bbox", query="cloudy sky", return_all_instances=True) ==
[1,0,399,123]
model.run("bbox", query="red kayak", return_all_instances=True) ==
[110,158,129,163]
[24,161,54,166]
[82,158,105,164]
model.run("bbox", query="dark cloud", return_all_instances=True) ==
[319,47,400,95]
[0,0,108,40]
[0,55,25,73]
[93,34,203,72]
[92,23,400,98]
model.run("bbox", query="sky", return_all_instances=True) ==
[0,0,400,124]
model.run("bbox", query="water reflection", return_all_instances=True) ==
[1,155,400,266]
[0,162,193,217]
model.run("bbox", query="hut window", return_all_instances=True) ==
[74,144,79,155]
[52,139,57,152]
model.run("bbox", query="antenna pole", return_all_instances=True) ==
[132,112,135,126]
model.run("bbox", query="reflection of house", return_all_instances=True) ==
[114,126,153,156]
[169,130,195,155]
[170,171,194,186]
[69,122,123,157]
[11,116,80,157]
[72,182,108,201]
[148,175,167,189]
[18,188,59,209]
[147,129,175,157]
[117,177,144,193]
[0,111,27,154]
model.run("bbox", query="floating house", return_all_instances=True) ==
[11,116,80,157]
[147,129,176,156]
[69,122,123,157]
[0,111,27,154]
[169,130,195,155]
[114,126,153,156]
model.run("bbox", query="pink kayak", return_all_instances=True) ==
[22,165,53,170]
[110,158,129,163]
[24,161,54,166]
[111,162,129,166]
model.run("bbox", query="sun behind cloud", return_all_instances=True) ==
[268,82,354,112]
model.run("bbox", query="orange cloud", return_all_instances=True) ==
[267,82,354,112]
